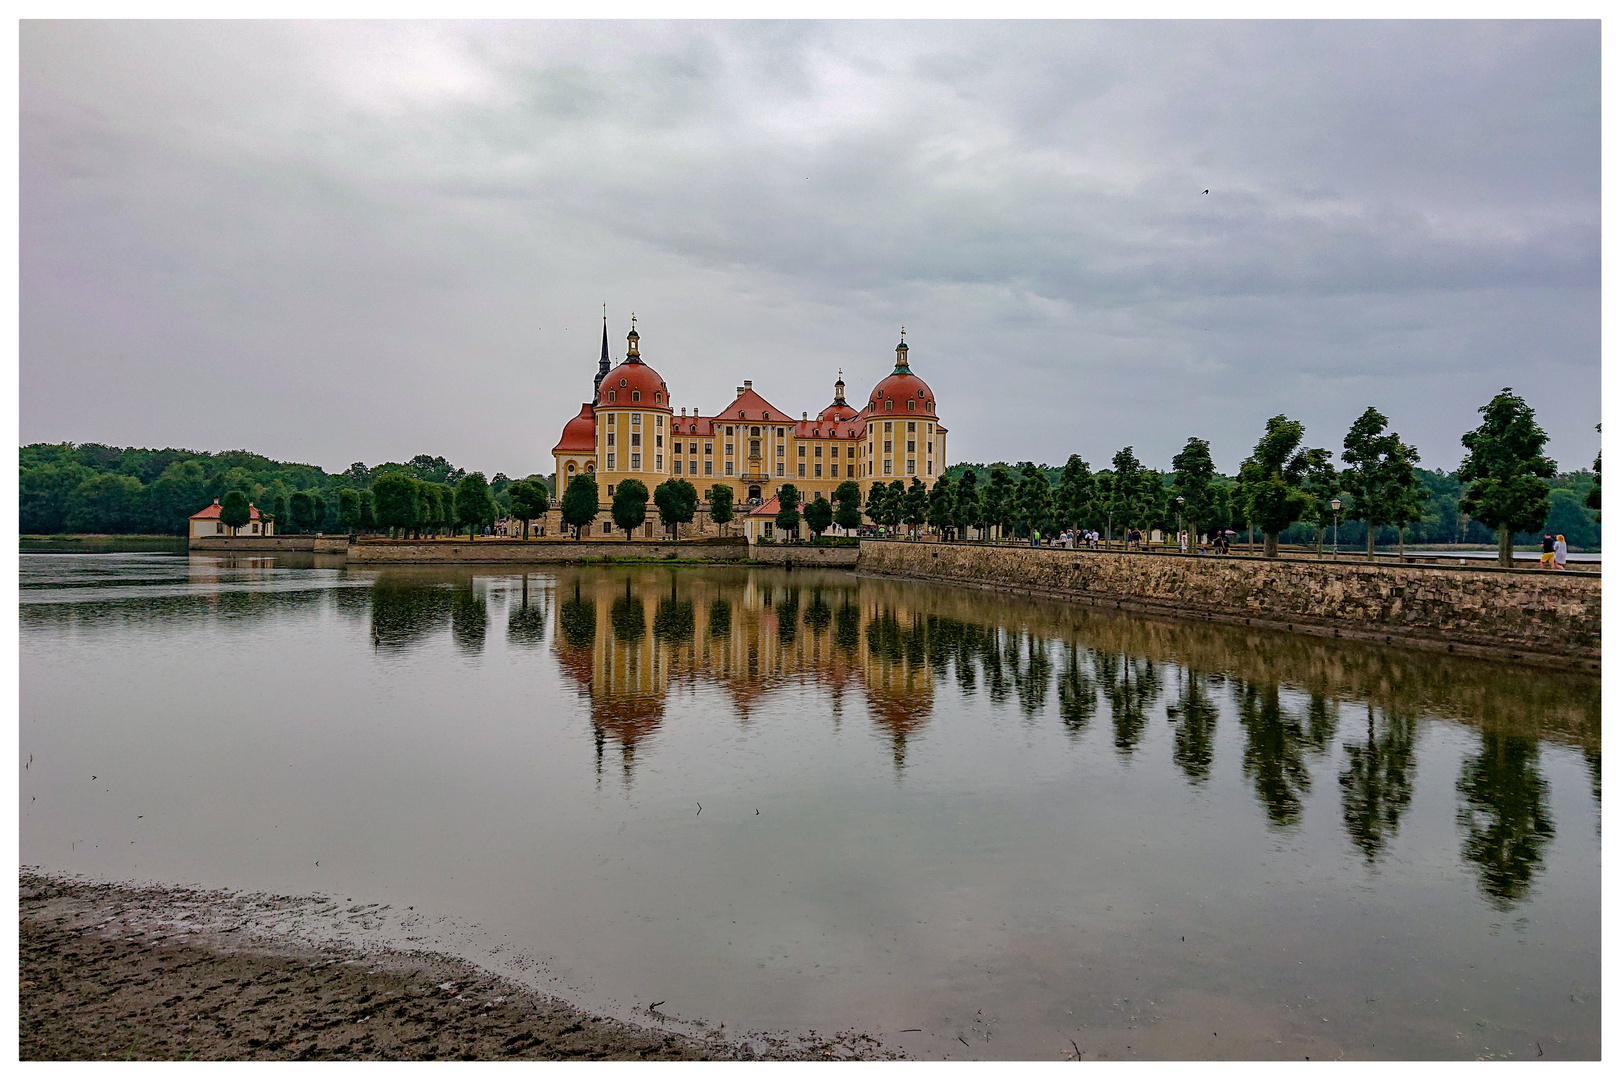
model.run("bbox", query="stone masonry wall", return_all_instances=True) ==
[857,540,1600,670]
[346,538,749,564]
[748,544,860,567]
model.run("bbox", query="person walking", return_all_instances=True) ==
[1554,533,1568,570]
[1541,533,1555,568]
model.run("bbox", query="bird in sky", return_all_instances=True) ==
[1202,189,1210,195]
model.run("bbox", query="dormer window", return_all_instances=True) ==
[632,390,640,402]
[654,392,661,404]
[763,412,770,420]
[609,390,617,402]
[620,378,627,386]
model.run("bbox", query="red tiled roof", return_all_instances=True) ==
[745,495,781,518]
[596,359,670,408]
[552,402,597,454]
[190,501,261,520]
[715,387,787,423]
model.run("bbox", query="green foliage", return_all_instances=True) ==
[372,473,419,537]
[561,473,600,539]
[1015,462,1052,536]
[653,478,699,538]
[289,490,316,533]
[804,495,834,538]
[338,488,362,533]
[832,480,864,531]
[864,480,895,527]
[927,473,956,532]
[509,478,552,535]
[775,483,802,535]
[983,465,1016,537]
[954,467,982,535]
[1055,454,1094,531]
[1243,415,1319,557]
[1341,407,1426,556]
[707,483,735,532]
[611,478,649,538]
[1458,388,1556,565]
[903,477,930,533]
[1170,438,1217,540]
[219,489,252,532]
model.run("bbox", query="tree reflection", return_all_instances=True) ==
[1338,704,1417,862]
[1170,671,1219,784]
[1014,634,1052,719]
[653,582,695,645]
[1237,681,1317,827]
[369,579,453,653]
[1096,653,1162,757]
[1456,730,1555,909]
[559,588,596,650]
[833,598,859,654]
[506,577,546,647]
[777,587,800,646]
[449,585,487,655]
[610,583,645,643]
[1056,644,1097,737]
[708,598,732,638]
[804,589,832,635]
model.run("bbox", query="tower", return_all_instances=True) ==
[594,311,611,395]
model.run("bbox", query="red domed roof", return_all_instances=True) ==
[867,370,935,415]
[817,401,859,423]
[552,402,597,454]
[597,360,670,407]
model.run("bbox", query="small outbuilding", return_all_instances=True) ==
[189,499,273,538]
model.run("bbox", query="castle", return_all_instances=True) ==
[547,317,947,536]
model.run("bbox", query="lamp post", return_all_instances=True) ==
[1176,495,1185,553]
[1331,497,1341,557]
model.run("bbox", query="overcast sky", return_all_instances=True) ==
[20,20,1599,477]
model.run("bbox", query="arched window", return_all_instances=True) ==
[608,390,616,402]
[751,426,760,437]
[632,390,640,402]
[654,392,662,404]
[585,463,594,473]
[908,399,916,411]
[567,462,576,475]
[886,400,893,412]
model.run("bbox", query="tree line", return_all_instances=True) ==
[939,388,1598,564]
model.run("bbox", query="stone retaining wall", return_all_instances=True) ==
[856,540,1600,671]
[346,538,749,564]
[190,536,317,552]
[748,544,860,567]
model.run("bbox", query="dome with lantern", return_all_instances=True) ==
[866,332,935,416]
[596,318,671,409]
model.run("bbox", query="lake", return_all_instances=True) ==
[18,553,1601,1059]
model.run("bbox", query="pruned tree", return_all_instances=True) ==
[707,483,735,535]
[509,478,551,538]
[804,495,834,539]
[560,473,599,540]
[1458,388,1556,566]
[1170,438,1217,550]
[611,478,649,539]
[832,479,864,532]
[219,490,252,534]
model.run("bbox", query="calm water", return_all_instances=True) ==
[19,553,1601,1059]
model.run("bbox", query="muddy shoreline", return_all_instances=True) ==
[20,870,897,1061]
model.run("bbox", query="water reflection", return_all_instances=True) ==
[1339,705,1418,863]
[1456,731,1556,909]
[20,555,1600,918]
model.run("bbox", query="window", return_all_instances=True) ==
[886,400,893,411]
[798,445,806,458]
[726,426,734,436]
[567,463,576,475]
[884,421,892,432]
[704,442,712,455]
[689,442,697,455]
[908,421,916,432]
[704,461,713,475]
[607,484,615,496]
[750,439,760,456]
[655,393,662,404]
[798,463,806,477]
[607,432,616,446]
[585,463,594,473]
[631,432,641,447]
[884,462,892,475]
[620,378,627,386]
[631,453,641,470]
[926,441,933,454]
[655,434,663,448]
[764,522,774,538]
[831,464,839,477]
[632,390,640,402]
[907,460,915,474]
[776,444,784,457]
[631,413,641,428]
[252,523,259,534]
[674,460,683,474]
[928,424,934,434]
[608,390,616,402]
[884,440,893,453]
[656,455,662,470]
[725,443,734,456]
[726,462,734,475]
[908,399,915,411]
[602,521,612,534]
[216,523,224,534]
[776,427,784,437]
[814,444,822,458]
[776,463,784,476]
[907,440,915,453]
[607,413,616,426]
[751,426,760,437]
[607,453,616,469]
[656,415,664,429]
[927,460,933,474]
[814,463,822,478]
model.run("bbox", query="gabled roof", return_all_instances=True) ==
[190,500,262,521]
[714,386,787,423]
[745,495,781,518]
[671,415,716,436]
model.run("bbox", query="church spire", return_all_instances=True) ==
[594,306,610,394]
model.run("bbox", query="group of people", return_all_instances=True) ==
[1540,533,1570,569]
